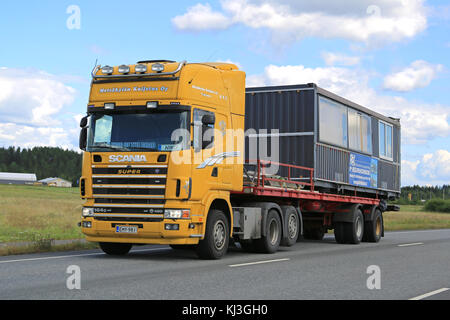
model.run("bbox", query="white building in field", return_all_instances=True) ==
[38,177,72,188]
[0,172,37,185]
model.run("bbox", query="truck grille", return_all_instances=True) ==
[91,165,167,214]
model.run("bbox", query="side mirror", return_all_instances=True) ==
[201,114,215,126]
[79,127,87,151]
[80,116,88,128]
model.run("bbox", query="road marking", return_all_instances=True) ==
[0,247,170,264]
[397,242,424,247]
[409,288,449,300]
[229,258,290,268]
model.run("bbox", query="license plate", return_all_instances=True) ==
[115,225,138,234]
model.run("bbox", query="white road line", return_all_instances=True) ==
[0,247,170,264]
[397,242,424,247]
[229,258,290,268]
[409,288,450,300]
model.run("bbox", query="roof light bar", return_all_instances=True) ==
[101,66,114,75]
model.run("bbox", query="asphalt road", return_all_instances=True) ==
[0,229,449,300]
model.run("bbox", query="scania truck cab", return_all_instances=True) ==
[79,60,246,259]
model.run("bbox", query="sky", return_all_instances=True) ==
[0,0,449,187]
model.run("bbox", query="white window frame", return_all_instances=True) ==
[379,120,393,161]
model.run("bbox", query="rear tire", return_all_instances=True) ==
[99,242,132,255]
[281,207,300,246]
[343,209,364,244]
[334,222,346,244]
[196,209,229,260]
[254,209,282,253]
[363,209,383,243]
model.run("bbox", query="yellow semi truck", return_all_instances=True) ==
[79,60,399,259]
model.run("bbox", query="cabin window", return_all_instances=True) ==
[379,121,393,160]
[348,109,372,154]
[319,96,348,148]
[193,108,215,152]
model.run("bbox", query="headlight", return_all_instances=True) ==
[164,209,190,219]
[82,207,94,217]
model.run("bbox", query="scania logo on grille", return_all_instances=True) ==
[109,155,147,163]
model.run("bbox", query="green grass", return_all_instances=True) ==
[0,184,84,243]
[384,204,450,231]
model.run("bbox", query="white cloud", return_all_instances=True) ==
[322,52,361,66]
[247,63,450,145]
[402,150,450,186]
[172,3,232,31]
[0,68,76,126]
[0,68,79,150]
[173,0,428,45]
[383,60,443,92]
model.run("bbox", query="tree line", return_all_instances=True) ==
[396,185,450,204]
[0,146,82,186]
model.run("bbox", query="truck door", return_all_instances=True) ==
[191,107,219,199]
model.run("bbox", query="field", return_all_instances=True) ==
[0,185,449,255]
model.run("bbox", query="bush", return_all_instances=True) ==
[424,199,450,213]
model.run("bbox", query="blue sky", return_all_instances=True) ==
[0,0,449,186]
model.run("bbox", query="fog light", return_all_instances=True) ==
[147,101,158,109]
[165,224,179,231]
[82,221,92,228]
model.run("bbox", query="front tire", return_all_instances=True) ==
[196,209,229,260]
[99,242,132,255]
[343,209,364,244]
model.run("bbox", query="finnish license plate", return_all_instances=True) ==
[115,225,138,234]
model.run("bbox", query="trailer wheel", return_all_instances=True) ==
[334,222,346,244]
[99,242,132,256]
[254,209,282,253]
[281,207,300,246]
[363,209,383,243]
[196,209,229,260]
[343,209,364,244]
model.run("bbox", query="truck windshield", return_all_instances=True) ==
[87,111,190,152]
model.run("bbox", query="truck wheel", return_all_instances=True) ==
[334,222,346,244]
[363,209,383,243]
[254,209,282,253]
[280,207,300,246]
[196,209,229,260]
[99,242,132,255]
[343,209,364,244]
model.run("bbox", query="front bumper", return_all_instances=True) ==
[80,217,203,245]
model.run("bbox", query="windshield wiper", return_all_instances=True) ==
[91,143,131,152]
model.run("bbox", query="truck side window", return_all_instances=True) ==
[193,109,215,152]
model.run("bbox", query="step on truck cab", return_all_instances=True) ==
[79,60,399,259]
